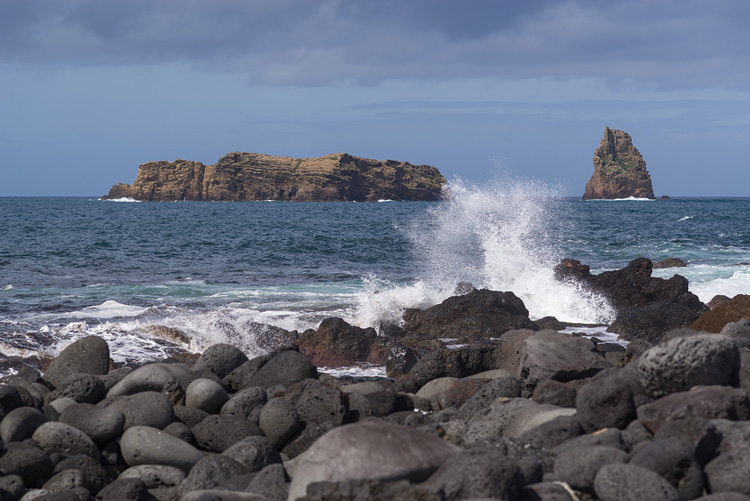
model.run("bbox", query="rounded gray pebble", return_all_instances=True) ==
[31,421,101,461]
[106,391,175,429]
[594,463,679,501]
[186,378,229,414]
[0,407,48,443]
[259,398,301,448]
[120,426,204,473]
[60,402,125,443]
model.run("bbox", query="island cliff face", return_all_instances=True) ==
[582,127,655,200]
[103,152,446,202]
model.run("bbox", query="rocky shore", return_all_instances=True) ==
[2,259,750,500]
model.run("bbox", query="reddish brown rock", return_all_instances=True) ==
[690,294,750,333]
[103,152,445,202]
[582,127,655,200]
[297,318,387,367]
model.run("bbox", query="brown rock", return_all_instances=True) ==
[103,152,445,202]
[690,294,750,333]
[582,127,655,200]
[296,318,387,367]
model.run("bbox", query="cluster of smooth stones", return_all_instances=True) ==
[2,318,750,501]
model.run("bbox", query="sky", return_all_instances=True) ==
[1,0,749,197]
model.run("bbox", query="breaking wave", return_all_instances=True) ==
[354,178,615,328]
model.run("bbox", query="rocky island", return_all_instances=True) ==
[582,127,655,200]
[103,152,446,202]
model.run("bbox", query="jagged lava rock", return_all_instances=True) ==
[103,152,446,202]
[582,126,655,200]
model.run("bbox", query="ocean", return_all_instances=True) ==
[2,179,750,376]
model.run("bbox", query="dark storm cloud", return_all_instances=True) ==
[1,0,748,88]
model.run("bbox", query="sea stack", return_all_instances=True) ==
[103,152,446,202]
[582,127,655,200]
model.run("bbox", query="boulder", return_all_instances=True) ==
[409,344,498,388]
[243,463,289,499]
[610,301,705,342]
[191,415,262,453]
[192,343,249,378]
[423,446,524,500]
[0,442,54,486]
[532,379,577,408]
[691,294,750,333]
[180,455,249,495]
[456,374,521,420]
[283,378,349,427]
[516,414,584,450]
[43,336,110,388]
[59,402,125,444]
[552,445,628,494]
[221,436,282,473]
[258,397,301,448]
[32,421,100,460]
[638,386,750,433]
[120,426,204,472]
[462,397,537,444]
[287,421,461,501]
[220,386,267,419]
[105,391,176,429]
[0,406,47,443]
[249,349,317,389]
[46,373,106,404]
[297,318,386,367]
[628,438,704,499]
[593,463,679,501]
[52,454,110,495]
[400,289,537,343]
[638,333,740,398]
[185,378,229,414]
[704,446,750,496]
[652,417,721,467]
[106,362,191,400]
[517,330,610,396]
[576,374,635,432]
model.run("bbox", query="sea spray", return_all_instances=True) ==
[354,178,616,328]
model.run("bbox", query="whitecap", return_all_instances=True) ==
[678,216,693,221]
[1,285,13,291]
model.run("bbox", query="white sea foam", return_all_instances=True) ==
[352,178,616,329]
[78,300,150,319]
[100,197,141,202]
[652,263,750,303]
[1,285,12,291]
[584,197,655,202]
[678,216,694,221]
